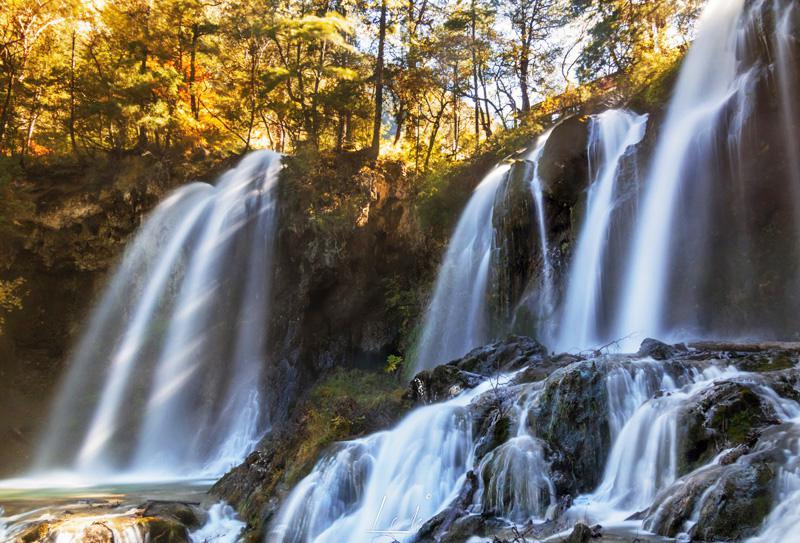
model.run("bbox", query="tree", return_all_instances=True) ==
[503,0,565,115]
[370,0,388,158]
[571,0,702,82]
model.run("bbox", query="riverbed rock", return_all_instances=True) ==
[637,338,688,360]
[645,422,799,540]
[679,380,781,472]
[407,336,548,405]
[10,507,193,543]
[533,359,611,495]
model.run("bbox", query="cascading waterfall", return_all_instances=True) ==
[574,362,800,531]
[587,365,737,514]
[413,165,509,371]
[474,382,555,523]
[615,0,749,343]
[556,111,647,352]
[268,376,508,543]
[34,150,282,480]
[270,0,800,541]
[414,131,556,372]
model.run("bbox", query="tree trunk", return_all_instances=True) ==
[370,0,388,159]
[0,72,15,150]
[424,101,446,171]
[519,50,530,114]
[245,45,257,151]
[69,31,77,154]
[471,0,480,151]
[190,24,199,120]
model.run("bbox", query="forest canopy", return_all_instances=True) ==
[0,0,702,170]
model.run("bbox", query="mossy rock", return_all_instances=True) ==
[736,350,798,372]
[533,359,611,495]
[679,381,780,473]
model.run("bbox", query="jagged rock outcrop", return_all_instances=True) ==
[679,380,781,472]
[406,336,548,405]
[532,359,612,496]
[490,160,538,326]
[538,115,591,206]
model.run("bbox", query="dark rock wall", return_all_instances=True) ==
[0,163,175,475]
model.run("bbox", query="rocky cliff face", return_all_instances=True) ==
[0,158,182,475]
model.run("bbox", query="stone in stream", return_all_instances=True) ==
[406,336,549,405]
[9,501,202,543]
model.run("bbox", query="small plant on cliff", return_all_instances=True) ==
[385,354,403,375]
[0,277,24,333]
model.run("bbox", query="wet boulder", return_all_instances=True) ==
[644,457,774,540]
[645,423,799,541]
[141,501,204,529]
[455,335,549,375]
[407,336,548,405]
[735,349,799,373]
[679,381,780,472]
[533,359,612,495]
[637,338,688,360]
[407,364,486,405]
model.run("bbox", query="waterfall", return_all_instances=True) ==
[474,382,555,523]
[268,376,508,543]
[413,165,509,371]
[34,151,282,480]
[615,0,777,345]
[588,365,735,514]
[414,131,556,372]
[556,111,647,352]
[525,131,555,342]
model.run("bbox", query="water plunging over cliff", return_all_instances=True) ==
[413,166,509,371]
[524,132,555,341]
[615,0,800,346]
[34,151,282,480]
[556,111,647,352]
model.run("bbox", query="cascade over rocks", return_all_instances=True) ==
[645,423,800,540]
[220,334,800,542]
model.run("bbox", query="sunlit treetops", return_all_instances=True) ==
[0,0,700,168]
